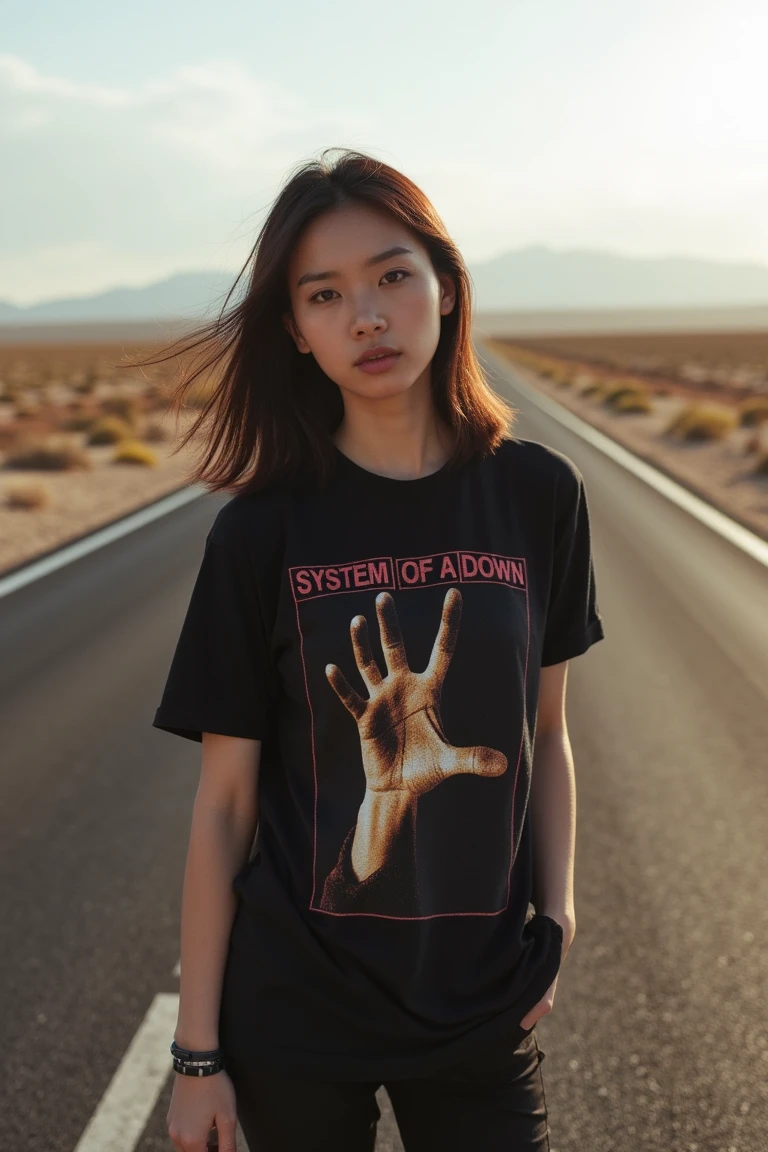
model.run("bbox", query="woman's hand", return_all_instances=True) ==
[167,1069,238,1152]
[519,914,575,1031]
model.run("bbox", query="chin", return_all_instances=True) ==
[342,381,409,403]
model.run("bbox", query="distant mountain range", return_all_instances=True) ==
[2,246,768,324]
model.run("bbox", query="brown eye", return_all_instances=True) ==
[309,269,411,304]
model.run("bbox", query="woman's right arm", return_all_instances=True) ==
[175,731,261,1050]
[167,732,261,1152]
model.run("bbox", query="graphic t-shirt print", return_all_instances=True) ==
[290,548,533,920]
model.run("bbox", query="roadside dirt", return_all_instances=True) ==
[485,341,768,544]
[0,411,203,576]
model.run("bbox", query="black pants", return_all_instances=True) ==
[227,1029,551,1151]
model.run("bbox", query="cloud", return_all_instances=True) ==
[0,55,373,302]
[0,53,369,168]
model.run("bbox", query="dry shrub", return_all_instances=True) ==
[603,379,646,405]
[579,381,607,399]
[487,342,580,391]
[601,379,652,414]
[743,421,768,454]
[146,392,172,414]
[5,479,51,509]
[143,419,169,442]
[112,440,159,467]
[87,416,133,445]
[573,371,596,390]
[0,425,30,452]
[737,397,768,427]
[72,369,98,394]
[14,397,42,419]
[665,403,738,441]
[184,379,218,409]
[100,396,142,426]
[60,413,95,432]
[612,391,654,414]
[143,380,170,402]
[4,435,93,471]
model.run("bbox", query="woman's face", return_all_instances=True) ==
[284,201,456,401]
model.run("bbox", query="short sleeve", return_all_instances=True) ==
[540,460,605,667]
[152,504,273,743]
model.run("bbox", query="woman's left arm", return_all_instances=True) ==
[529,660,577,948]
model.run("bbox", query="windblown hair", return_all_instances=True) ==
[126,147,519,495]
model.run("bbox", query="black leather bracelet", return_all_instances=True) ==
[172,1057,224,1077]
[170,1040,224,1076]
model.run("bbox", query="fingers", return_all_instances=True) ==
[375,592,410,674]
[167,1118,235,1151]
[325,663,366,720]
[166,1073,238,1152]
[214,1112,239,1151]
[325,612,379,720]
[349,614,383,691]
[348,589,460,687]
[425,588,462,685]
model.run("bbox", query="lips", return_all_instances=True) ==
[354,346,400,366]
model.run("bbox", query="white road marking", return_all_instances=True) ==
[475,337,768,570]
[0,484,206,600]
[173,958,181,978]
[73,993,179,1152]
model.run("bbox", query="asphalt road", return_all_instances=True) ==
[1,342,766,1151]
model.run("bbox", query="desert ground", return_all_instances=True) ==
[0,335,206,575]
[482,331,768,544]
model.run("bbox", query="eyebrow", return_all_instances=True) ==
[296,245,414,288]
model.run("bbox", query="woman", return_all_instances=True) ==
[148,147,605,1151]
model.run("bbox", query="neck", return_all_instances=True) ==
[333,420,455,482]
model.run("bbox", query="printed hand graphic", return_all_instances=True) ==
[326,588,507,796]
[325,588,507,881]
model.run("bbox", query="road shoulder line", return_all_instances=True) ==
[0,484,206,600]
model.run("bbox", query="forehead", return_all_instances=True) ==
[288,203,424,274]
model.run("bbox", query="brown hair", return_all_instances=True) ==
[126,147,519,495]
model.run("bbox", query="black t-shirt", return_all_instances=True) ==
[153,436,605,1080]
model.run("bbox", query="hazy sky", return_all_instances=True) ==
[2,0,767,305]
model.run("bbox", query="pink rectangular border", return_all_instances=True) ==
[288,550,531,919]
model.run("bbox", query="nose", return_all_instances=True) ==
[355,319,385,336]
[351,296,387,337]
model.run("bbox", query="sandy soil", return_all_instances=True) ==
[487,344,768,544]
[0,412,204,576]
